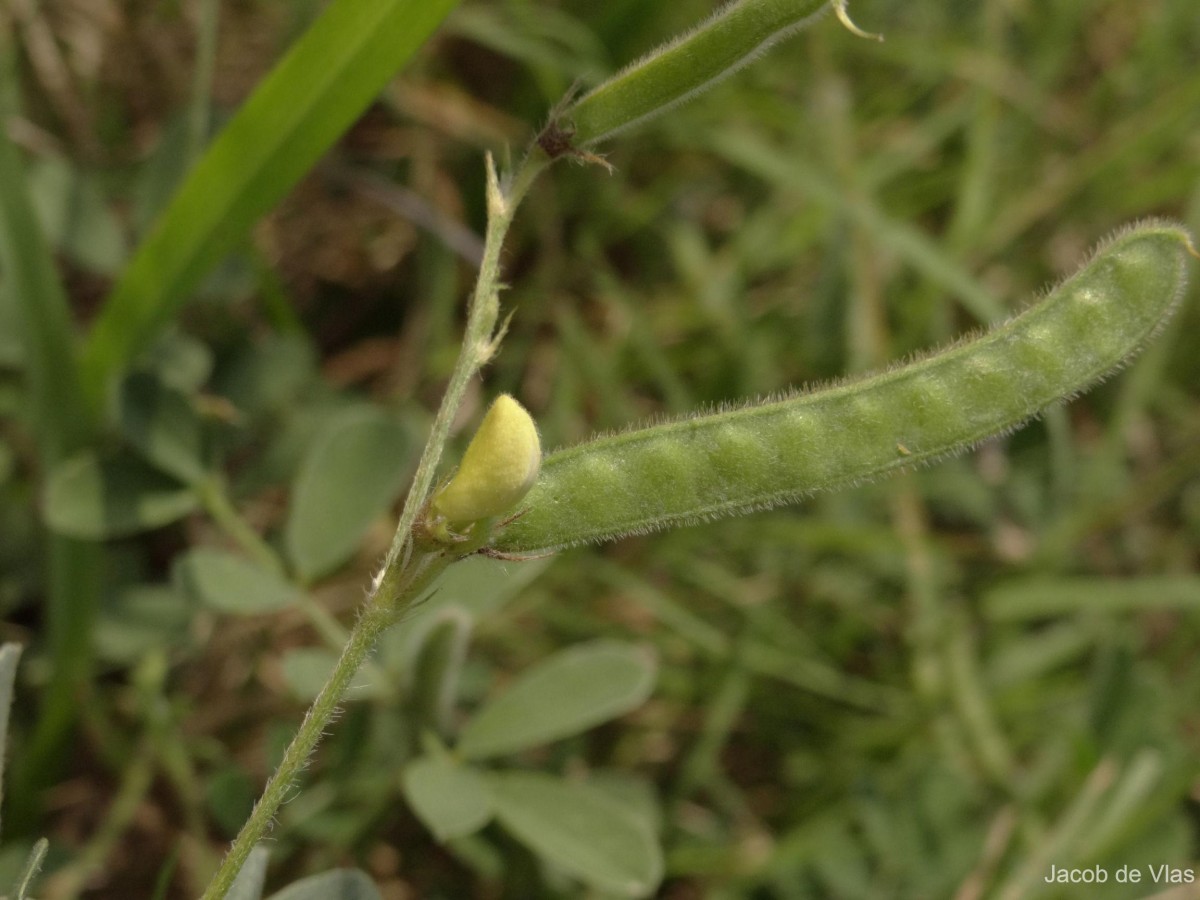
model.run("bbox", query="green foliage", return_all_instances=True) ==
[26,157,127,277]
[43,451,202,539]
[0,644,21,826]
[116,373,211,486]
[487,771,663,897]
[175,549,301,616]
[0,0,1198,897]
[401,634,661,895]
[0,86,90,462]
[263,869,381,900]
[0,646,48,898]
[284,405,417,582]
[457,640,657,760]
[0,60,101,772]
[77,0,464,405]
[402,753,492,841]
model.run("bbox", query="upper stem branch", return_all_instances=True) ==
[200,148,549,899]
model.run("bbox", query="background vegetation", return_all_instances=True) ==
[1,0,1199,897]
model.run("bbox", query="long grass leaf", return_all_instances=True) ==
[0,66,90,455]
[79,0,462,406]
[711,130,1008,323]
[0,58,102,804]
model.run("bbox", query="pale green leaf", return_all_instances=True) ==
[116,372,208,484]
[459,641,656,760]
[226,846,270,900]
[43,452,199,539]
[264,869,381,900]
[28,156,127,275]
[136,330,214,395]
[175,548,300,615]
[93,584,193,664]
[284,406,416,582]
[402,754,492,841]
[487,771,662,898]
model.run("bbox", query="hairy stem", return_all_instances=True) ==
[199,551,450,899]
[199,601,391,900]
[378,152,547,579]
[200,151,546,897]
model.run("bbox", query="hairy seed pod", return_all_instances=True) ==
[432,394,541,526]
[552,0,829,150]
[493,222,1194,555]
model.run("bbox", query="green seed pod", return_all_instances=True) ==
[432,394,541,526]
[545,0,829,152]
[494,222,1194,555]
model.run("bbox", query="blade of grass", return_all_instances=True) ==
[981,70,1200,257]
[711,130,1008,324]
[185,0,221,166]
[78,0,462,409]
[0,644,22,835]
[0,63,91,457]
[0,51,103,811]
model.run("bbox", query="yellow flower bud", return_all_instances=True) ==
[432,394,541,525]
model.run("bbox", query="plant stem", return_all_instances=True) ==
[199,602,392,900]
[198,550,448,900]
[198,478,283,575]
[379,151,547,578]
[200,150,549,899]
[42,737,156,899]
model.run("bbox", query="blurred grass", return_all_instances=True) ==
[77,0,461,409]
[0,44,102,817]
[2,0,1199,897]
